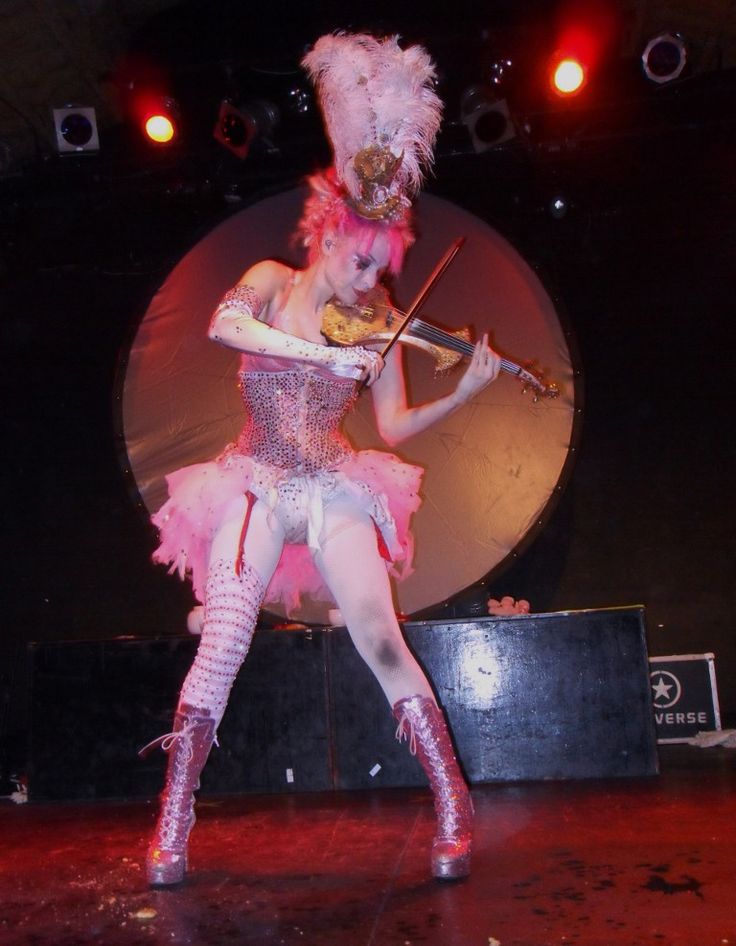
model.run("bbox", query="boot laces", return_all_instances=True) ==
[138,720,219,759]
[394,712,417,756]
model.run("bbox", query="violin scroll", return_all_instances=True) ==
[513,362,560,402]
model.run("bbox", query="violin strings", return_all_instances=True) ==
[381,306,547,389]
[409,317,530,381]
[409,317,472,355]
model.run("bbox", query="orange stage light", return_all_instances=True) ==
[144,113,175,144]
[551,57,587,96]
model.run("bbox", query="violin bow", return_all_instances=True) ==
[379,237,465,360]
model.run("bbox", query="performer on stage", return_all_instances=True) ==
[145,32,503,887]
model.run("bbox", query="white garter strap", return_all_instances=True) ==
[305,477,325,551]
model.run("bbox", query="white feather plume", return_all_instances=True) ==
[302,33,443,204]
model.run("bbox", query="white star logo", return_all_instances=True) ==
[650,669,682,709]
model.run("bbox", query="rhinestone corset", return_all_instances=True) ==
[236,369,357,473]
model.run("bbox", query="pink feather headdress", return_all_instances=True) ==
[302,32,443,221]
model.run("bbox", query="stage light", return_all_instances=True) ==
[460,86,516,153]
[214,99,278,160]
[145,114,175,143]
[286,85,311,116]
[548,195,569,220]
[214,102,252,158]
[142,98,179,145]
[551,57,587,96]
[642,32,687,83]
[489,57,513,89]
[52,106,99,153]
[546,7,616,101]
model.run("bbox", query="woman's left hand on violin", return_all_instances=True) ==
[453,333,501,403]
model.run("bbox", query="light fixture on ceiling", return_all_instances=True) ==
[141,97,180,145]
[642,32,687,84]
[52,106,99,154]
[213,99,279,159]
[460,86,516,153]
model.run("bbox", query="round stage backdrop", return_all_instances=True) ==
[122,189,578,622]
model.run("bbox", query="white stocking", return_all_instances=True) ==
[315,499,436,706]
[178,498,285,726]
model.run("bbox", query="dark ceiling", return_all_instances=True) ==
[1,0,736,173]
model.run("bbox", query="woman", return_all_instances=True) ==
[145,33,502,887]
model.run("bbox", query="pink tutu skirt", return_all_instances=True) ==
[152,447,423,614]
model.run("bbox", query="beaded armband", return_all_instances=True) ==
[213,284,265,321]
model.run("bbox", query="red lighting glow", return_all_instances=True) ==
[546,2,618,100]
[552,58,586,95]
[145,114,175,143]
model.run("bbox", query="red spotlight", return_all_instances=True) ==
[127,90,180,146]
[551,56,587,96]
[144,113,175,144]
[546,2,618,100]
[141,97,179,145]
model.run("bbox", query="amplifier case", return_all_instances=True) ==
[28,607,657,800]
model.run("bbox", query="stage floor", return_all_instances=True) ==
[1,747,734,946]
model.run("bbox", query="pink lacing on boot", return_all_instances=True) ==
[393,694,474,880]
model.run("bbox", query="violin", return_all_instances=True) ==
[322,288,560,401]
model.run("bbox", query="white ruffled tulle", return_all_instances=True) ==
[152,448,422,615]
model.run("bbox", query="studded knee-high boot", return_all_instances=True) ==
[143,558,265,886]
[393,694,474,880]
[144,705,217,885]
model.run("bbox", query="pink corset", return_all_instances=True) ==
[235,367,357,474]
[153,278,423,613]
